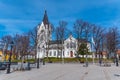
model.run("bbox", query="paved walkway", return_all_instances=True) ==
[0,63,120,80]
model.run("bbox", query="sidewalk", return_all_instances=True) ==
[0,63,120,80]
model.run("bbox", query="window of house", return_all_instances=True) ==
[63,51,64,56]
[49,51,52,56]
[67,51,69,55]
[58,51,61,56]
[54,51,56,56]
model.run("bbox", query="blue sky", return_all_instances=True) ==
[0,0,120,37]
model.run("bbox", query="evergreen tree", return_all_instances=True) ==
[78,43,89,57]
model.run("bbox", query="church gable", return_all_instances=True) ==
[65,35,77,43]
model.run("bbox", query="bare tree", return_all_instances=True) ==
[13,34,22,60]
[73,19,85,48]
[83,22,92,66]
[54,21,68,63]
[54,27,63,58]
[19,35,29,69]
[105,27,120,66]
[2,35,12,61]
[12,34,30,69]
[45,24,54,62]
[29,26,38,61]
[91,25,105,64]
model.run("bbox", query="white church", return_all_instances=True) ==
[37,11,91,59]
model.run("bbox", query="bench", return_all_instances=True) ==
[103,63,111,67]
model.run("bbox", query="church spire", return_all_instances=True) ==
[43,10,49,25]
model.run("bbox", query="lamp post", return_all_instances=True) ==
[7,41,14,74]
[61,39,65,64]
[115,53,119,66]
[1,42,6,61]
[43,46,45,65]
[37,47,40,69]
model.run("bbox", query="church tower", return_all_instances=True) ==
[37,10,52,58]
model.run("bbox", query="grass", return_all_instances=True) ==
[44,57,100,63]
[11,57,115,63]
[11,58,35,63]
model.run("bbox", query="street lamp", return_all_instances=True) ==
[37,47,40,69]
[43,46,45,65]
[115,53,119,66]
[7,41,14,74]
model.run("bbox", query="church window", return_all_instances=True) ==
[72,43,76,48]
[69,42,76,48]
[41,30,44,33]
[70,42,72,48]
[66,43,69,48]
[40,35,44,41]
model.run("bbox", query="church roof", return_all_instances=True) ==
[42,10,49,25]
[50,40,62,44]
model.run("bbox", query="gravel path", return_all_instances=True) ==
[0,63,120,80]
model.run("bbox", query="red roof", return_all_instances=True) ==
[102,51,107,55]
[116,50,120,55]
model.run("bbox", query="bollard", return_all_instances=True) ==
[37,58,39,68]
[27,62,31,70]
[43,59,45,65]
[85,62,88,67]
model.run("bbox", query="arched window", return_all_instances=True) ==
[70,42,72,48]
[72,42,76,48]
[66,43,69,48]
[70,42,76,48]
[40,35,44,41]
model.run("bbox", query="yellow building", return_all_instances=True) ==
[0,50,4,61]
[0,50,16,61]
[0,50,2,55]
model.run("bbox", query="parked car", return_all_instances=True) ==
[0,62,7,70]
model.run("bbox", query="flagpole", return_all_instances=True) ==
[91,37,95,64]
[92,52,95,64]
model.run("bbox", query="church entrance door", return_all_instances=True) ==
[70,51,73,57]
